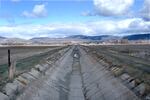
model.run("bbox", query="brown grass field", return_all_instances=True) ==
[85,44,150,85]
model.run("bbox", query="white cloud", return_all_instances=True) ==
[93,0,134,16]
[22,4,47,18]
[128,18,150,33]
[0,18,150,39]
[140,0,150,21]
[33,4,47,17]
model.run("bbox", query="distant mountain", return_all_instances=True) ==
[4,38,28,43]
[30,37,50,40]
[0,37,30,44]
[66,35,119,40]
[30,37,50,42]
[123,34,150,40]
[0,33,149,45]
[0,36,6,39]
[30,37,59,43]
[30,37,70,44]
[67,34,150,41]
[67,35,107,40]
[66,35,89,39]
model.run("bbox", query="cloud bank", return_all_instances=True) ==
[0,18,150,39]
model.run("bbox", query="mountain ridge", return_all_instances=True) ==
[0,33,149,44]
[123,33,150,40]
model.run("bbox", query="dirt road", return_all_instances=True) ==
[16,46,139,100]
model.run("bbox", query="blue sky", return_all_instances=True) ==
[0,0,95,24]
[0,0,150,39]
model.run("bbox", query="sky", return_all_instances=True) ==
[0,0,150,39]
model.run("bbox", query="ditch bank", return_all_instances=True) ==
[0,46,71,100]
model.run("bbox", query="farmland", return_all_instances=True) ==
[0,46,59,65]
[0,46,66,89]
[83,44,150,90]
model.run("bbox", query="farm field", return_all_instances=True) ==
[84,44,150,85]
[0,46,66,89]
[0,46,59,65]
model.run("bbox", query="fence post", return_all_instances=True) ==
[8,49,15,81]
[8,49,11,67]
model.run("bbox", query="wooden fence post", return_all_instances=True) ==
[8,49,16,81]
[8,49,11,67]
